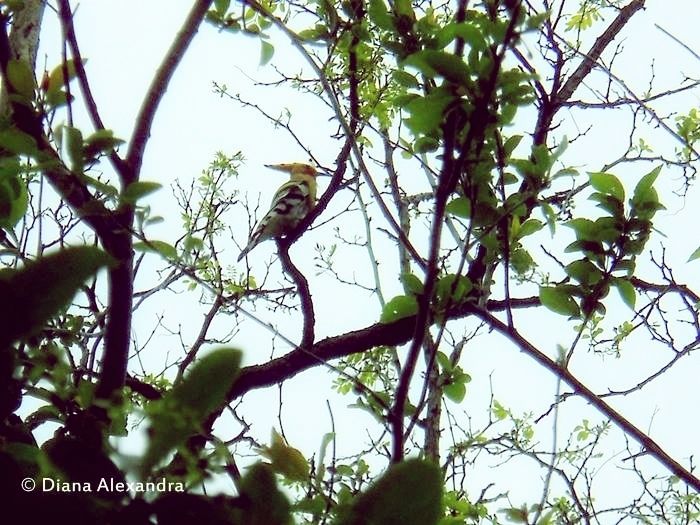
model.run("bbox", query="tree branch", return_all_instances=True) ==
[276,240,315,348]
[57,0,129,177]
[556,0,645,103]
[534,0,645,143]
[223,293,700,492]
[99,1,213,398]
[468,305,700,494]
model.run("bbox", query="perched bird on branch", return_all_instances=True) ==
[237,163,318,261]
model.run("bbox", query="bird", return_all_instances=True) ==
[237,163,318,262]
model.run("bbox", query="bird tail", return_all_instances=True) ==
[237,240,256,262]
[237,228,264,262]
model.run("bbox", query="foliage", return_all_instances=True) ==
[0,0,699,523]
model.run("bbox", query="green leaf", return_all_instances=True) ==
[589,172,624,202]
[394,0,414,17]
[688,245,700,262]
[245,23,261,34]
[392,92,419,109]
[7,59,35,99]
[446,197,471,218]
[613,258,636,276]
[537,509,555,525]
[83,129,125,159]
[134,240,177,259]
[316,432,335,481]
[503,506,529,523]
[213,0,230,15]
[47,59,83,94]
[589,216,620,244]
[630,166,663,220]
[539,286,580,317]
[0,247,112,347]
[565,259,602,285]
[380,295,418,323]
[0,128,38,155]
[368,0,394,30]
[121,181,162,204]
[259,429,309,482]
[170,348,241,417]
[565,218,596,240]
[81,174,119,198]
[237,463,291,524]
[45,86,71,108]
[63,125,84,173]
[517,219,544,239]
[337,459,442,525]
[400,272,423,295]
[531,143,553,173]
[404,92,454,135]
[0,169,28,229]
[405,50,470,86]
[589,192,624,217]
[510,248,535,275]
[142,348,242,474]
[435,274,472,307]
[503,134,523,157]
[436,22,487,51]
[541,202,557,235]
[392,70,419,88]
[436,351,452,372]
[613,278,636,309]
[492,400,508,420]
[632,166,661,204]
[414,136,439,153]
[260,40,274,65]
[444,381,466,403]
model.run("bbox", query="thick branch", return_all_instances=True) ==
[96,257,134,398]
[277,240,315,348]
[469,306,700,494]
[99,1,213,398]
[556,0,645,104]
[535,0,645,143]
[226,295,531,397]
[0,14,137,401]
[228,316,416,399]
[225,297,700,492]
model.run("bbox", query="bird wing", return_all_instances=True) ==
[237,178,314,261]
[266,178,314,228]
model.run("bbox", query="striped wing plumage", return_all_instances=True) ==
[237,173,316,261]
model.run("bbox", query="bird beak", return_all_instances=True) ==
[264,163,320,177]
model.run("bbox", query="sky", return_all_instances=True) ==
[31,0,700,510]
